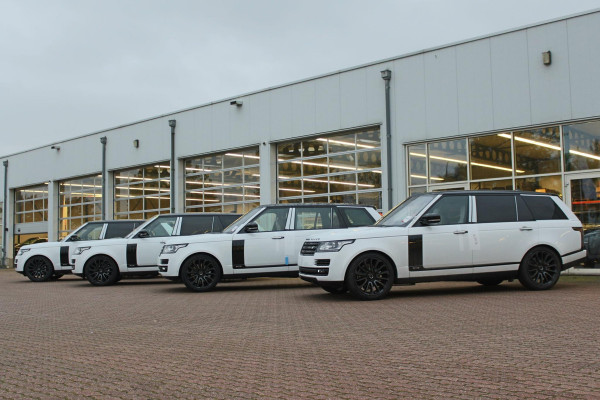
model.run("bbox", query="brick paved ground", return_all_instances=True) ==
[0,269,599,399]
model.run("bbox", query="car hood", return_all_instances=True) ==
[71,238,129,248]
[164,232,234,245]
[303,225,408,242]
[20,242,62,251]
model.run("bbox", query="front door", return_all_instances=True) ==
[133,216,178,267]
[566,173,600,268]
[408,194,473,275]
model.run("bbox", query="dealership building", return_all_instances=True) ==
[2,9,600,266]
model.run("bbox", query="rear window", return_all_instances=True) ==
[105,222,142,239]
[180,216,214,236]
[339,208,375,227]
[476,195,517,223]
[521,195,567,220]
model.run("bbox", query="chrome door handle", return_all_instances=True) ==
[520,227,533,231]
[453,230,468,234]
[160,241,166,244]
[272,236,285,239]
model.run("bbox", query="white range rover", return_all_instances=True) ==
[298,191,587,300]
[157,204,381,292]
[71,213,240,286]
[15,220,143,282]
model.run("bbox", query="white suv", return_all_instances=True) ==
[71,213,240,286]
[298,191,586,300]
[158,204,381,292]
[15,220,143,282]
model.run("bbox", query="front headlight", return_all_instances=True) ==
[316,240,355,252]
[73,246,91,255]
[161,244,188,254]
[17,248,31,256]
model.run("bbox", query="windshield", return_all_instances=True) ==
[376,194,437,227]
[64,222,104,242]
[223,207,264,233]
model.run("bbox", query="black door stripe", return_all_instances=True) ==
[126,243,137,267]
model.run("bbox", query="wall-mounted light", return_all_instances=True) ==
[50,145,60,151]
[133,139,139,148]
[542,51,552,66]
[230,100,243,107]
[380,69,392,81]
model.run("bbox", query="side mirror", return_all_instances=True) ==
[136,230,150,238]
[67,235,80,242]
[419,214,441,226]
[244,222,259,233]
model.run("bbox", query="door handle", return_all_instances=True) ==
[520,227,533,231]
[453,230,468,235]
[160,241,166,244]
[272,236,285,239]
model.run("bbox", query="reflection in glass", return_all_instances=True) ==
[469,134,512,180]
[515,175,562,197]
[513,127,560,175]
[569,177,600,267]
[428,139,468,183]
[408,144,427,186]
[564,121,600,172]
[470,179,513,190]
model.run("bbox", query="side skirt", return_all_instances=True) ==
[223,271,299,279]
[395,271,518,285]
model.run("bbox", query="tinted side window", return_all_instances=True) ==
[294,207,341,230]
[423,195,469,225]
[75,223,104,241]
[515,196,534,221]
[521,195,568,220]
[105,222,140,239]
[180,216,214,235]
[252,208,290,232]
[143,216,178,237]
[476,195,517,223]
[340,208,375,227]
[220,215,240,230]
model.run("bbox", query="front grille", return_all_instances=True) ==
[301,241,319,256]
[315,259,330,266]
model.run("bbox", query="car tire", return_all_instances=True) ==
[85,255,120,286]
[476,279,503,286]
[24,256,54,282]
[321,285,347,294]
[346,252,394,300]
[518,247,561,290]
[181,254,222,292]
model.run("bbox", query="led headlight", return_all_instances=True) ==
[17,248,31,256]
[161,244,188,254]
[73,246,91,255]
[316,239,355,252]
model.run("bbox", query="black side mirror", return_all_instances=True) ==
[67,235,80,242]
[136,230,150,238]
[419,214,441,226]
[244,222,259,233]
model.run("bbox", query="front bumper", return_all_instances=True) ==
[157,255,178,277]
[298,252,348,283]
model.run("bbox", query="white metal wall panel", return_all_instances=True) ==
[190,105,213,156]
[269,86,293,140]
[210,102,233,152]
[567,12,600,119]
[490,30,532,129]
[527,21,572,124]
[365,64,388,127]
[340,68,368,129]
[424,47,459,139]
[292,81,316,137]
[230,96,250,141]
[315,75,341,133]
[249,91,271,142]
[393,55,427,143]
[456,39,494,134]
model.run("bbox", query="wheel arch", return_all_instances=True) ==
[84,253,121,274]
[344,250,398,282]
[520,244,563,270]
[179,252,224,278]
[24,254,55,270]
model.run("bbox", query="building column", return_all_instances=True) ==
[105,171,114,220]
[259,142,277,205]
[47,181,59,242]
[175,158,185,213]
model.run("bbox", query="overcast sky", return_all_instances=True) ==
[2,0,600,156]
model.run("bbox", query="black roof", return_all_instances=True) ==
[260,203,376,208]
[155,212,243,218]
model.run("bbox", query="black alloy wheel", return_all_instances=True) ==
[346,253,394,300]
[24,256,54,282]
[85,256,119,286]
[518,247,561,290]
[181,254,222,292]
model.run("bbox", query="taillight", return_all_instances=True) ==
[573,227,584,250]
